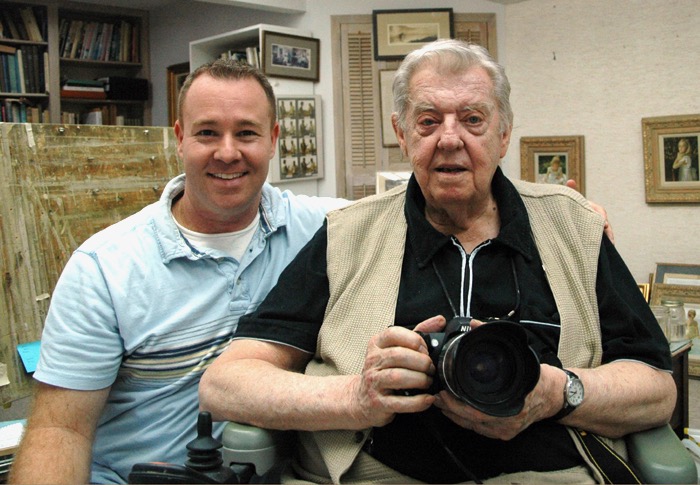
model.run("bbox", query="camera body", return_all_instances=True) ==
[418,317,540,417]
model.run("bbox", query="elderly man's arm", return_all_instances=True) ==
[435,360,675,441]
[9,383,109,484]
[200,318,446,430]
[560,361,675,436]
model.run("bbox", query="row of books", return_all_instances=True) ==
[0,6,45,43]
[0,44,47,94]
[219,46,260,69]
[59,18,140,63]
[60,106,142,126]
[1,98,49,123]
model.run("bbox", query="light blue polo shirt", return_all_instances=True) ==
[34,174,346,483]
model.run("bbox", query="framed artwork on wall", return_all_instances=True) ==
[655,263,700,287]
[372,8,454,61]
[166,62,189,126]
[379,69,398,147]
[651,283,700,377]
[262,32,320,82]
[270,95,323,183]
[642,114,700,203]
[520,136,586,195]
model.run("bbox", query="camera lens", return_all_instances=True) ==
[438,321,539,417]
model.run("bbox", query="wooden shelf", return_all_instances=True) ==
[0,0,151,125]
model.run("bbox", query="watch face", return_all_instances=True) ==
[566,379,584,407]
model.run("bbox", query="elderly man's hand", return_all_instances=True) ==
[350,316,445,428]
[433,363,564,440]
[565,179,615,244]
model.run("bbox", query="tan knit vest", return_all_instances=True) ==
[299,180,607,483]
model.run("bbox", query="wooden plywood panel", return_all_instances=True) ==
[0,123,182,405]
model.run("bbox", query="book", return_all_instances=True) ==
[19,7,43,42]
[1,11,21,40]
[6,53,18,93]
[60,88,107,99]
[0,44,17,55]
[69,21,84,59]
[15,49,26,94]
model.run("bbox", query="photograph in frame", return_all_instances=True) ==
[262,32,319,82]
[520,136,585,195]
[642,114,700,203]
[373,8,454,61]
[655,263,700,287]
[270,95,323,183]
[651,284,700,377]
[379,70,398,147]
[167,62,189,126]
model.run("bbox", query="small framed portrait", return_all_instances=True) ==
[372,8,454,61]
[642,114,700,203]
[650,283,700,377]
[166,62,189,126]
[520,136,586,195]
[262,32,319,82]
[655,263,700,287]
[271,95,323,183]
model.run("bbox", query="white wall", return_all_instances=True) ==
[149,0,700,283]
[503,0,700,282]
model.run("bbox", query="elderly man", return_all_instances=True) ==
[200,40,673,483]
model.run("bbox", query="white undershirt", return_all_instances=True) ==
[173,212,260,261]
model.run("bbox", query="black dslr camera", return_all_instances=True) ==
[418,317,540,417]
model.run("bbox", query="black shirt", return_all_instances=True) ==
[236,169,671,482]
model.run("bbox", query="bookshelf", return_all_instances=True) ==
[0,0,150,125]
[0,2,50,122]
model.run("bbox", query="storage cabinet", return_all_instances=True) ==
[0,0,150,125]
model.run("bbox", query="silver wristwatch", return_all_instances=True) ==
[552,369,584,421]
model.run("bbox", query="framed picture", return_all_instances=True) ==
[376,171,412,193]
[271,95,323,183]
[642,114,700,203]
[379,70,398,147]
[167,62,190,126]
[262,32,319,82]
[373,8,454,61]
[655,263,700,287]
[520,136,586,195]
[650,284,700,377]
[638,283,651,302]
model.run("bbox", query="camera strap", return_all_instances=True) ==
[569,428,642,484]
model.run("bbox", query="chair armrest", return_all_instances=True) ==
[221,422,293,478]
[626,424,697,484]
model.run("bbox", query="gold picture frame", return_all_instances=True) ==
[642,114,700,203]
[638,283,651,303]
[520,136,586,195]
[372,8,454,61]
[651,283,700,377]
[167,62,189,127]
